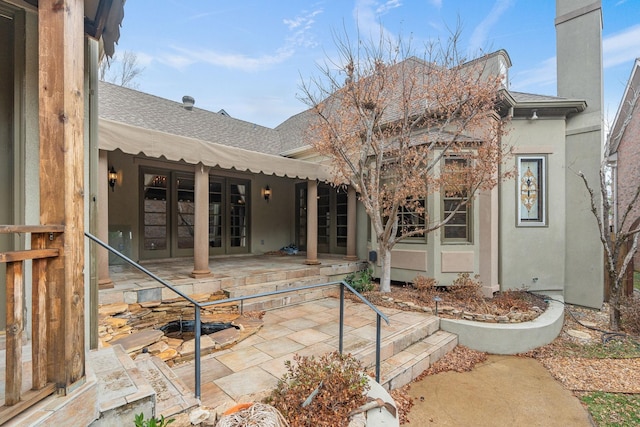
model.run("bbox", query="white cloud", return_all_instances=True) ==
[509,56,557,92]
[156,53,195,70]
[376,0,402,15]
[468,0,514,55]
[603,24,640,69]
[168,46,294,72]
[353,0,398,44]
[156,7,324,72]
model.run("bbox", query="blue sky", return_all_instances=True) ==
[108,0,640,129]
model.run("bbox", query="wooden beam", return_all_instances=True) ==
[0,249,60,263]
[31,234,49,391]
[5,262,24,406]
[38,0,86,393]
[0,225,64,234]
[0,384,56,425]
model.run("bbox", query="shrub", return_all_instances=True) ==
[448,273,484,303]
[134,413,174,427]
[621,294,640,335]
[344,268,374,293]
[492,288,536,312]
[265,351,369,426]
[413,275,439,302]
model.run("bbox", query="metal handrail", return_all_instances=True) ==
[85,232,390,399]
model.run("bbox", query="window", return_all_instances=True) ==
[442,158,472,243]
[518,156,546,226]
[397,199,426,239]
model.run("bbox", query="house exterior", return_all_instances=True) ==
[0,0,606,422]
[607,58,640,275]
[97,0,604,308]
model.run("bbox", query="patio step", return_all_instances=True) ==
[133,353,200,418]
[225,274,335,312]
[350,315,458,390]
[87,345,156,426]
[87,345,200,425]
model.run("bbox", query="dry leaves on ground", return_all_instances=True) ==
[539,357,640,393]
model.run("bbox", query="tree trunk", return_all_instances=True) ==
[609,291,621,331]
[379,246,392,293]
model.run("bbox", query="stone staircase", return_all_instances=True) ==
[87,345,199,425]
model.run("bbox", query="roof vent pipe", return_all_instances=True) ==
[182,95,195,111]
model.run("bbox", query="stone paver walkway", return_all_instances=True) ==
[171,298,433,412]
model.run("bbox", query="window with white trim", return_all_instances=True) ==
[518,156,546,226]
[442,157,472,243]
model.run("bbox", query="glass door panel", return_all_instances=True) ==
[209,179,224,253]
[336,190,348,249]
[295,183,307,250]
[317,185,331,252]
[174,174,195,255]
[228,181,249,253]
[142,172,170,258]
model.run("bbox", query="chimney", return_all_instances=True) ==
[182,95,195,111]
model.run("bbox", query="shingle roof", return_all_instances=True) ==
[99,81,286,155]
[510,91,570,103]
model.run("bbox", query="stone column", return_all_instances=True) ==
[191,163,212,278]
[345,186,358,261]
[305,180,320,265]
[97,151,113,288]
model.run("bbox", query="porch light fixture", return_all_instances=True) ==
[108,166,118,192]
[530,110,539,120]
[262,185,272,202]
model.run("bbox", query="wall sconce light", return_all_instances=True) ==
[108,166,118,192]
[262,185,272,202]
[530,110,539,120]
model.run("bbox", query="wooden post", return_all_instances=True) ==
[5,261,24,406]
[31,233,48,390]
[38,0,86,392]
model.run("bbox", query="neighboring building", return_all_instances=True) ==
[607,58,640,270]
[97,0,604,308]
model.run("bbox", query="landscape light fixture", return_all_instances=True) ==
[433,296,443,316]
[108,166,118,192]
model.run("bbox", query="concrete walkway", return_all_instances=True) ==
[405,355,594,426]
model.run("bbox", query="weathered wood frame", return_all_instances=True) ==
[0,225,63,424]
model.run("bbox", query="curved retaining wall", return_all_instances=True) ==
[440,294,565,354]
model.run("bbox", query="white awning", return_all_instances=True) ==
[99,118,330,181]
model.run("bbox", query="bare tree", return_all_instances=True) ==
[579,87,640,331]
[300,30,511,292]
[99,50,145,89]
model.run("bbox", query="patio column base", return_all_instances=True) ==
[343,255,358,261]
[190,269,212,279]
[304,260,321,265]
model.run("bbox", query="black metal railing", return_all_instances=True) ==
[85,232,390,399]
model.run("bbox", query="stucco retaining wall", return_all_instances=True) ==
[440,294,564,354]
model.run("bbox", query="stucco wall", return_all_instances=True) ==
[250,174,296,253]
[499,118,566,293]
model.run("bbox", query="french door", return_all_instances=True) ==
[141,170,250,259]
[295,182,347,255]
